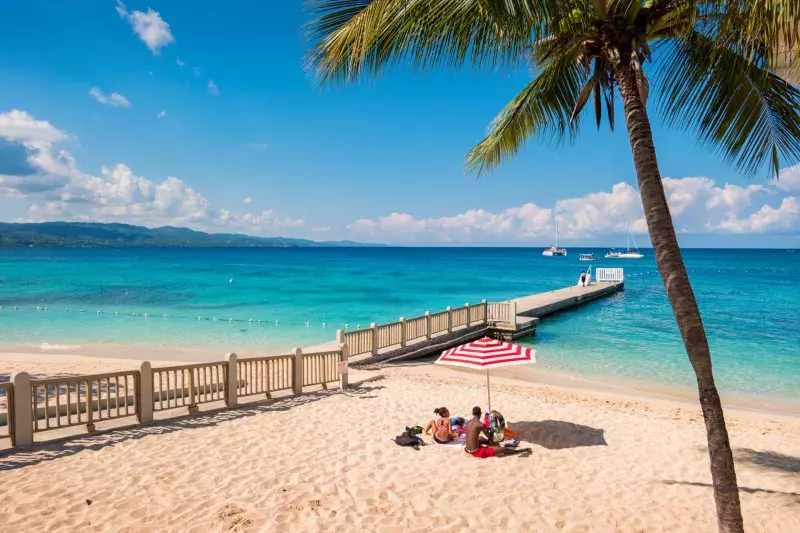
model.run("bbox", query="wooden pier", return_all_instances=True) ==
[347,269,625,366]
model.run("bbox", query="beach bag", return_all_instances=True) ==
[484,410,506,443]
[395,428,424,447]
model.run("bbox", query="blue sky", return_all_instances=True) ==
[0,0,798,247]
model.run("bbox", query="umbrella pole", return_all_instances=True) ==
[486,370,491,413]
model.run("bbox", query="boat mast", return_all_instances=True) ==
[555,212,559,248]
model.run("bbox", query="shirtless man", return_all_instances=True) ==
[465,406,531,458]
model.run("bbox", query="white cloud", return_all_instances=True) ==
[0,110,307,237]
[0,110,68,144]
[312,226,331,233]
[713,197,800,234]
[157,110,166,119]
[89,87,132,108]
[345,177,799,244]
[242,196,252,205]
[175,57,185,67]
[774,165,800,192]
[116,1,174,55]
[207,80,219,97]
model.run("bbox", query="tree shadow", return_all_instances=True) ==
[660,480,800,500]
[510,420,607,450]
[734,448,800,475]
[0,382,381,472]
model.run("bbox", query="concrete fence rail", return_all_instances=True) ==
[5,347,347,448]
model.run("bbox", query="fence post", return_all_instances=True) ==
[85,379,96,432]
[425,311,431,340]
[187,370,198,414]
[339,343,349,390]
[399,317,406,348]
[511,301,518,326]
[336,328,345,346]
[11,372,33,446]
[292,348,304,395]
[465,303,471,326]
[225,353,238,408]
[446,307,452,332]
[370,323,378,356]
[482,300,488,325]
[138,362,153,423]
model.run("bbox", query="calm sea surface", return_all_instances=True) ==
[0,247,798,400]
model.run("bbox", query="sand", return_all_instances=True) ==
[0,354,798,533]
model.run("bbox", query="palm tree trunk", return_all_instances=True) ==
[617,67,744,533]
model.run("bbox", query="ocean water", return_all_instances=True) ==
[0,247,798,401]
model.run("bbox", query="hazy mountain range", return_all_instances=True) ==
[0,222,381,248]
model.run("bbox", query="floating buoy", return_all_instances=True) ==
[322,322,326,328]
[163,314,167,318]
[275,320,279,326]
[257,319,262,323]
[345,323,349,329]
[248,318,253,323]
[13,306,17,310]
[145,313,149,317]
[229,318,233,322]
[80,310,84,313]
[65,308,69,311]
[305,321,309,327]
[197,316,201,320]
[0,306,3,310]
[356,324,360,329]
[229,279,234,284]
[115,312,119,315]
[213,317,217,321]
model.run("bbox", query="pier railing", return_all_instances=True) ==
[5,346,347,447]
[595,268,624,282]
[342,300,522,358]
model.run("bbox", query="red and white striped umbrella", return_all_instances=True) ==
[435,337,536,411]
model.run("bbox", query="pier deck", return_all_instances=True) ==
[349,277,624,366]
[511,281,624,319]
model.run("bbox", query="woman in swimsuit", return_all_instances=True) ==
[424,407,453,444]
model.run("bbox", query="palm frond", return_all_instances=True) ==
[656,29,800,177]
[305,0,563,86]
[465,46,585,175]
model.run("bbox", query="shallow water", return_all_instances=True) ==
[0,247,797,400]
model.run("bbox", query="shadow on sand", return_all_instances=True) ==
[0,382,384,472]
[660,480,800,499]
[734,448,800,475]
[511,420,607,450]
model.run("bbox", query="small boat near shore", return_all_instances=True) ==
[543,212,567,257]
[606,226,644,259]
[579,253,600,261]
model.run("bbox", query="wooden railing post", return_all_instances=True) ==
[465,303,471,326]
[482,300,488,324]
[11,372,32,446]
[187,370,198,414]
[336,329,345,346]
[138,362,153,423]
[370,323,378,356]
[399,317,406,348]
[292,348,303,395]
[85,378,96,432]
[446,307,452,333]
[512,301,518,326]
[225,353,238,408]
[339,343,349,390]
[424,311,431,340]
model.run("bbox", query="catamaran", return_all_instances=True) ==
[542,213,567,256]
[605,226,644,259]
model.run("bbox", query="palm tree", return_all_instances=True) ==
[305,1,800,531]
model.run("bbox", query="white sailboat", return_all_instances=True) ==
[605,225,644,259]
[543,213,567,256]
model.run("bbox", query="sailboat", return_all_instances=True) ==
[542,213,567,256]
[605,225,644,259]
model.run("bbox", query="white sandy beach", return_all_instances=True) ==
[1,352,798,532]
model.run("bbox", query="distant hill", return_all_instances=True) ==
[0,222,383,248]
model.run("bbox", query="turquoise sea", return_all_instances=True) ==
[0,248,798,402]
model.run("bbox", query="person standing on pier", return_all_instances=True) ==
[580,271,587,287]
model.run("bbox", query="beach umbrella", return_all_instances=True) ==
[435,337,536,412]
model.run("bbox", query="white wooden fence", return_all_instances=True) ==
[595,268,625,282]
[4,346,346,447]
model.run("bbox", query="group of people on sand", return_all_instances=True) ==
[424,406,531,458]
